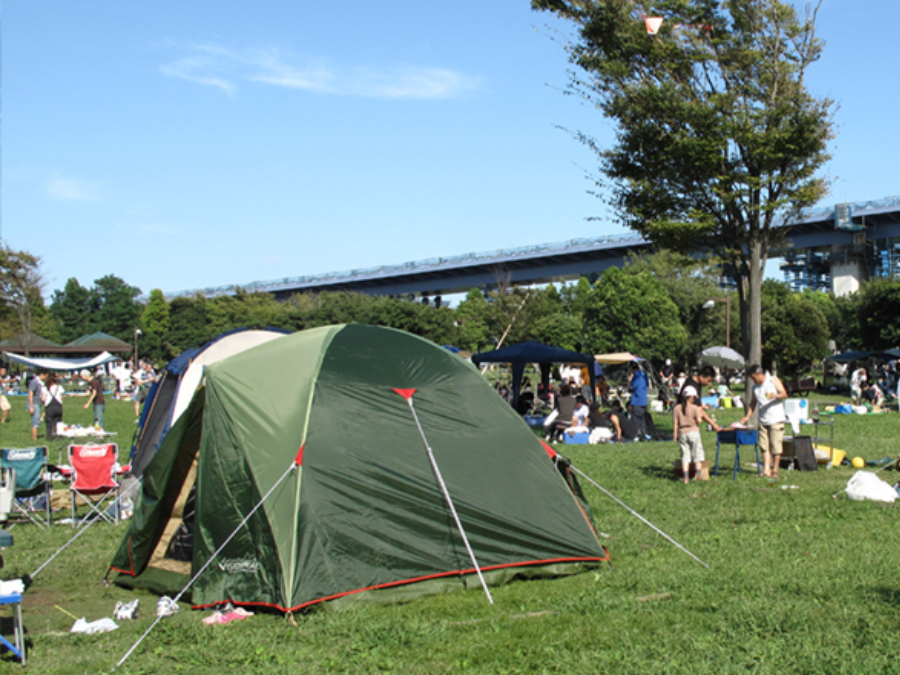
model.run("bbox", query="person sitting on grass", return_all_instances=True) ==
[673,386,721,483]
[572,395,590,428]
[588,402,621,442]
[609,400,640,442]
[862,381,884,409]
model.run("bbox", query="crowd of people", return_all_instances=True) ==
[491,359,796,484]
[10,360,159,441]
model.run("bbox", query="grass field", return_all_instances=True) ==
[0,391,898,674]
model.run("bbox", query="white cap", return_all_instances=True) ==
[682,386,698,399]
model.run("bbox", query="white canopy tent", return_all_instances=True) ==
[3,351,118,372]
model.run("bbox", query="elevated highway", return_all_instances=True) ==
[173,196,900,301]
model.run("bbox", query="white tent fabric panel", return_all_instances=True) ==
[170,330,288,422]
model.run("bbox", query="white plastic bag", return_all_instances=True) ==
[542,409,559,428]
[846,471,898,503]
[71,617,119,634]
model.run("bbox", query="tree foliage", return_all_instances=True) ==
[0,245,47,354]
[857,279,900,351]
[623,251,731,364]
[760,280,829,375]
[50,278,94,343]
[582,266,687,362]
[532,0,833,369]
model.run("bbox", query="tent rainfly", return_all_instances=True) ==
[110,324,608,612]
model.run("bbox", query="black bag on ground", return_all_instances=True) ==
[793,435,817,471]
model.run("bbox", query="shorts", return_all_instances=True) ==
[678,430,704,464]
[31,404,42,428]
[759,423,784,456]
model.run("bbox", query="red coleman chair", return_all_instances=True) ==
[68,443,120,527]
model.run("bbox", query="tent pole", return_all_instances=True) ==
[570,464,709,569]
[113,461,298,672]
[32,477,144,579]
[405,397,494,604]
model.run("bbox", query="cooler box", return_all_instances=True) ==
[564,432,590,445]
[784,398,809,421]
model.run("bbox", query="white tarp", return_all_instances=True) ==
[3,351,118,372]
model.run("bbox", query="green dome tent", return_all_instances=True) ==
[110,324,607,612]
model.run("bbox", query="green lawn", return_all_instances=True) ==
[0,392,898,674]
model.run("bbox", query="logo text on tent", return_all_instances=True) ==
[7,450,36,461]
[218,557,260,574]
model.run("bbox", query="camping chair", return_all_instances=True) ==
[0,447,51,529]
[68,443,120,528]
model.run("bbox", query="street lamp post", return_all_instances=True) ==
[703,297,732,348]
[134,328,142,367]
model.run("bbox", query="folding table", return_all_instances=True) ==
[714,428,760,479]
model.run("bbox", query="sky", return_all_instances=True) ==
[3,1,899,299]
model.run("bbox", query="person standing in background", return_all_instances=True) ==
[82,369,106,429]
[628,362,649,441]
[27,371,46,440]
[740,365,788,479]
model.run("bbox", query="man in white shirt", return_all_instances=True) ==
[740,364,788,479]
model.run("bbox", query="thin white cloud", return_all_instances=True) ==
[47,176,101,202]
[159,44,237,95]
[160,44,479,99]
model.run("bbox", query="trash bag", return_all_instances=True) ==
[845,471,898,503]
[71,617,119,634]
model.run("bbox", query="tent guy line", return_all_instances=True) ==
[570,464,710,569]
[32,479,144,579]
[113,459,299,672]
[397,387,494,605]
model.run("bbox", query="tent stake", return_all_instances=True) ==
[405,397,494,604]
[570,464,709,569]
[113,461,298,672]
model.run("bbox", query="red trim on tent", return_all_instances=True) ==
[392,388,417,400]
[109,536,137,577]
[294,444,305,466]
[540,439,557,459]
[109,566,133,576]
[191,555,609,612]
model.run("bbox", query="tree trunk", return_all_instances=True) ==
[747,240,763,369]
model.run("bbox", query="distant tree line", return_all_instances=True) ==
[0,244,893,376]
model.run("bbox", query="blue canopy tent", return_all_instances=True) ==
[472,341,597,409]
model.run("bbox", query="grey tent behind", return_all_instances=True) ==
[111,324,608,612]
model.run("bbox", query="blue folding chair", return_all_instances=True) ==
[1,447,51,529]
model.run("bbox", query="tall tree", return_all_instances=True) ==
[760,280,829,375]
[50,278,96,343]
[140,289,171,364]
[857,279,900,351]
[167,295,210,356]
[624,251,731,366]
[582,266,687,362]
[92,275,143,341]
[533,0,833,371]
[0,245,46,355]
